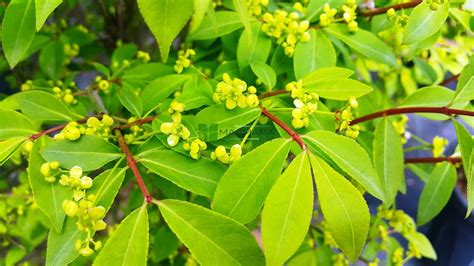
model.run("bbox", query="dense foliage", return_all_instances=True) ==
[0,0,473,265]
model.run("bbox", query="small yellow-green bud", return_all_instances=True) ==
[70,166,83,179]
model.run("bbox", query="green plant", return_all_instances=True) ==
[0,0,473,265]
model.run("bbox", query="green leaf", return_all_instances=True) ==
[405,232,437,260]
[250,62,276,89]
[303,131,385,201]
[189,0,212,33]
[373,118,404,206]
[325,24,397,67]
[176,76,214,110]
[140,74,192,113]
[287,250,318,266]
[188,11,243,40]
[194,105,261,141]
[41,135,123,171]
[46,167,127,265]
[417,162,456,225]
[236,22,271,70]
[454,121,474,217]
[138,0,194,62]
[121,63,174,85]
[233,0,252,35]
[262,152,313,265]
[139,149,226,198]
[153,226,180,262]
[94,204,149,266]
[118,87,143,117]
[403,2,449,44]
[0,137,27,165]
[157,200,265,266]
[2,0,36,68]
[15,91,75,121]
[309,154,370,262]
[294,29,336,80]
[39,40,65,79]
[305,78,372,100]
[450,57,474,106]
[35,0,63,31]
[28,137,71,232]
[212,138,291,224]
[302,67,354,88]
[0,110,37,140]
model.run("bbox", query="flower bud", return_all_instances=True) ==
[167,134,180,146]
[79,247,94,257]
[45,176,56,183]
[87,117,101,128]
[88,206,106,220]
[49,161,60,169]
[160,122,173,135]
[70,166,83,179]
[93,220,107,231]
[349,96,358,109]
[80,176,93,189]
[40,163,51,176]
[65,126,81,141]
[23,141,33,153]
[101,115,114,127]
[63,200,79,217]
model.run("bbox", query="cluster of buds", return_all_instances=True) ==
[63,195,106,256]
[111,59,131,70]
[338,96,360,138]
[160,101,191,147]
[368,258,380,266]
[426,0,449,10]
[247,0,269,16]
[285,80,319,129]
[392,115,409,144]
[319,4,337,27]
[21,80,33,91]
[174,49,196,74]
[95,76,111,93]
[377,206,416,236]
[211,144,242,164]
[342,0,358,32]
[332,253,349,266]
[54,115,114,141]
[392,247,404,266]
[432,136,448,158]
[53,86,77,105]
[136,50,151,62]
[261,11,310,56]
[40,161,60,183]
[212,0,223,7]
[183,139,207,159]
[59,166,93,201]
[293,2,306,13]
[213,73,259,110]
[64,43,80,64]
[123,117,145,144]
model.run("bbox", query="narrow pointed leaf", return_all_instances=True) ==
[28,137,71,232]
[212,138,291,224]
[305,78,373,100]
[0,110,37,139]
[35,0,63,30]
[41,135,122,171]
[262,152,313,265]
[454,121,474,217]
[303,130,385,201]
[94,204,149,266]
[15,91,74,121]
[0,137,27,165]
[403,2,449,44]
[450,57,474,106]
[417,162,456,225]
[139,149,226,197]
[118,87,143,117]
[373,118,404,206]
[157,200,265,266]
[310,154,370,262]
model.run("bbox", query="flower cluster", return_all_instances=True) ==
[59,166,93,200]
[261,11,310,56]
[426,0,449,10]
[95,76,111,93]
[183,139,207,159]
[338,96,360,138]
[40,161,60,183]
[212,73,259,109]
[332,253,349,266]
[136,50,151,62]
[285,80,319,129]
[247,0,269,16]
[392,115,409,144]
[342,0,358,32]
[123,117,145,144]
[64,43,80,64]
[21,80,33,91]
[54,115,114,141]
[319,4,337,27]
[432,136,448,158]
[174,48,196,74]
[160,101,191,147]
[211,144,242,164]
[53,86,77,105]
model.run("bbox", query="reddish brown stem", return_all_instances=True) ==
[117,116,157,130]
[261,107,307,150]
[116,130,153,203]
[258,89,288,99]
[405,157,462,164]
[440,74,460,87]
[351,107,474,125]
[361,0,422,17]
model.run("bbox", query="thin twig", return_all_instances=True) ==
[405,157,462,164]
[361,0,422,17]
[261,107,307,150]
